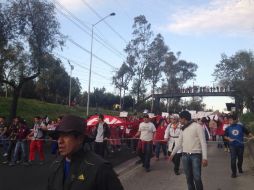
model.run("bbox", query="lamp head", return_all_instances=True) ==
[110,12,116,16]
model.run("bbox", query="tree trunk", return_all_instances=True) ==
[5,84,8,98]
[167,98,170,113]
[122,90,125,111]
[9,86,21,122]
[119,87,122,111]
[151,82,155,113]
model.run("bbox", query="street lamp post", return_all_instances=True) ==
[86,12,116,116]
[68,61,74,107]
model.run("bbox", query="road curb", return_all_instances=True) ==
[114,156,140,176]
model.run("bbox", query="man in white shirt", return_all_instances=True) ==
[170,111,208,190]
[93,114,110,158]
[135,114,156,172]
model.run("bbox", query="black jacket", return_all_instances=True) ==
[93,122,110,140]
[47,149,123,190]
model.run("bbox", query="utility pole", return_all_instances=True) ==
[68,61,74,107]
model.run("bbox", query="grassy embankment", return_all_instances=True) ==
[0,97,119,126]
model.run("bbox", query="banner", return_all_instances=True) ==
[87,115,126,128]
[119,111,128,117]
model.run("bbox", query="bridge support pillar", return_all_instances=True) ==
[154,97,160,114]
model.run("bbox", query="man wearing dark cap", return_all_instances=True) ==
[47,115,123,190]
[169,111,207,190]
[224,114,253,178]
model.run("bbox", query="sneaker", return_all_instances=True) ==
[22,162,30,166]
[231,173,237,178]
[2,161,8,164]
[3,153,8,157]
[174,171,180,175]
[9,162,15,166]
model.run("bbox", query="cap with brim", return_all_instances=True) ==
[56,115,85,134]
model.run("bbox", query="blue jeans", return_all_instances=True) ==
[0,135,9,153]
[155,143,167,158]
[182,153,203,190]
[139,143,153,170]
[229,146,244,174]
[12,140,26,162]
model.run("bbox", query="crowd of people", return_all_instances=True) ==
[0,111,253,190]
[178,86,233,94]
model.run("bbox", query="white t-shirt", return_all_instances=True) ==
[33,122,45,139]
[95,123,104,143]
[139,122,156,141]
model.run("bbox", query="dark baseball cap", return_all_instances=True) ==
[56,115,85,135]
[179,111,192,121]
[228,113,238,121]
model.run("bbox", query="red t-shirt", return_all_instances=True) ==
[154,125,167,143]
[216,122,224,136]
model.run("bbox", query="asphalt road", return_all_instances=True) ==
[119,144,254,190]
[0,142,135,190]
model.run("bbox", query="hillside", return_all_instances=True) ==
[0,97,118,126]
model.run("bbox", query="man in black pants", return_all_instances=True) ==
[224,114,253,178]
[93,114,110,158]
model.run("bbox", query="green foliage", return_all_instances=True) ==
[0,97,119,126]
[241,112,254,132]
[125,15,153,102]
[213,51,254,112]
[162,51,198,93]
[0,0,64,119]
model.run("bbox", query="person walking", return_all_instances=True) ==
[28,116,47,164]
[47,115,123,190]
[169,111,208,190]
[224,114,253,178]
[135,114,156,172]
[9,119,30,166]
[0,116,8,157]
[3,117,19,164]
[93,114,110,158]
[154,118,167,161]
[165,115,182,175]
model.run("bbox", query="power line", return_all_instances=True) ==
[111,0,133,21]
[54,52,112,80]
[67,38,117,70]
[81,0,128,44]
[53,0,125,59]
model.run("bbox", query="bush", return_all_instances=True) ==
[241,112,254,132]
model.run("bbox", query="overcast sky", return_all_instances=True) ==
[53,0,254,111]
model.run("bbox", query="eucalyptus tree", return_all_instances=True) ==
[144,34,168,112]
[0,0,64,119]
[124,15,153,103]
[112,63,134,110]
[162,51,198,112]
